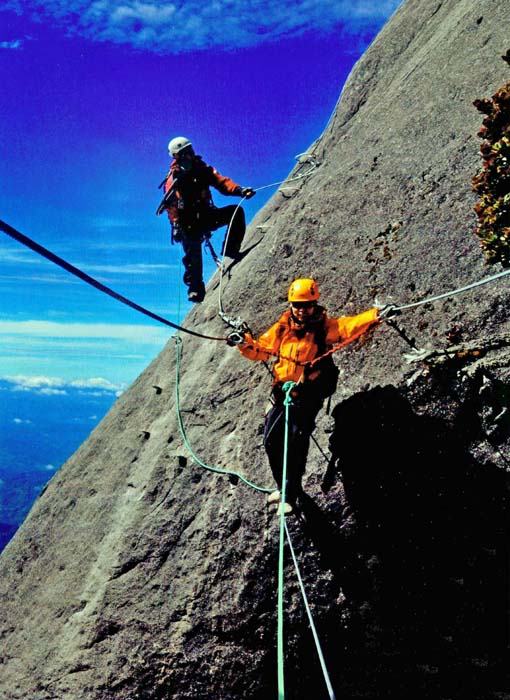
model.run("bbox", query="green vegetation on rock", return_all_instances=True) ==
[472,50,510,266]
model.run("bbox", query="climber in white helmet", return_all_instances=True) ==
[158,136,256,303]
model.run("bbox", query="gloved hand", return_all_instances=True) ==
[239,187,256,199]
[172,223,183,243]
[226,330,247,346]
[378,303,400,319]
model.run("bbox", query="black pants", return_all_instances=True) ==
[180,205,246,298]
[263,391,323,504]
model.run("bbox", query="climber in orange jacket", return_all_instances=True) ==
[227,278,398,515]
[158,136,255,303]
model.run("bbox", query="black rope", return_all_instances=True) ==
[0,220,226,342]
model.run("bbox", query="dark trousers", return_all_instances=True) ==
[199,205,246,257]
[263,392,323,504]
[181,233,205,299]
[180,205,246,297]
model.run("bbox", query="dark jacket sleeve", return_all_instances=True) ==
[206,163,241,196]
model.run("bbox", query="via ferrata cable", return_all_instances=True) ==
[0,219,226,342]
[288,265,510,370]
[392,266,510,312]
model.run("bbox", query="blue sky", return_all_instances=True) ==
[0,0,403,392]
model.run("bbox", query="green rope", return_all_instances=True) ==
[284,519,337,700]
[277,381,295,700]
[173,336,272,493]
[174,338,333,697]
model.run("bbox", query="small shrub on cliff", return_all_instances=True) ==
[472,50,510,266]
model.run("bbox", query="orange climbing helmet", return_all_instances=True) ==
[288,278,320,303]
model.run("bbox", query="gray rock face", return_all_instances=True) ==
[1,1,510,698]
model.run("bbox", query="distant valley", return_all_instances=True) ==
[0,380,117,550]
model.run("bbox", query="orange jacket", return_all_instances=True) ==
[238,306,379,385]
[164,155,241,226]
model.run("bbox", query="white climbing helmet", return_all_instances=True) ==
[168,136,193,157]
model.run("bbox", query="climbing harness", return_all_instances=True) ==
[0,220,227,343]
[156,151,319,319]
[156,148,320,321]
[170,279,333,698]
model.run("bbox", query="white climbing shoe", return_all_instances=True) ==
[277,502,293,516]
[267,490,281,505]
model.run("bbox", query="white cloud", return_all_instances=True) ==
[0,39,23,49]
[7,375,67,389]
[9,382,67,396]
[109,1,176,25]
[2,374,126,393]
[90,239,168,253]
[0,273,77,285]
[83,262,172,274]
[0,320,173,389]
[44,464,57,470]
[70,376,124,390]
[0,245,45,265]
[2,0,402,52]
[0,244,172,275]
[0,319,172,343]
[13,417,33,424]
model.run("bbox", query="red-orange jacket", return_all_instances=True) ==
[164,155,241,227]
[238,306,380,385]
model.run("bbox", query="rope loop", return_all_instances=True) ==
[282,381,296,406]
[173,334,272,493]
